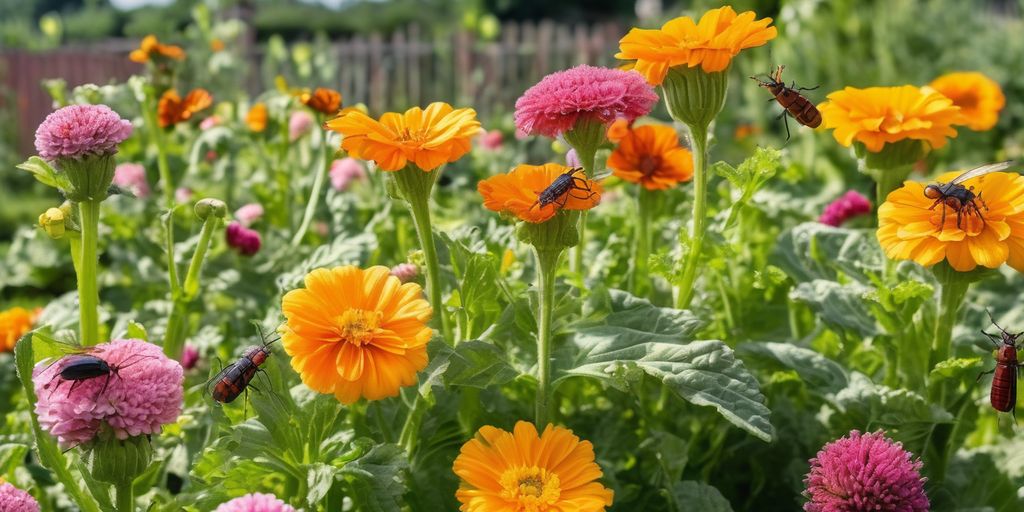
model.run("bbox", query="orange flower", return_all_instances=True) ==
[280,265,433,404]
[1,307,40,352]
[605,118,630,143]
[877,170,1024,272]
[734,122,761,140]
[928,72,1005,131]
[453,421,614,512]
[325,102,481,171]
[246,103,268,132]
[478,163,603,223]
[819,85,961,152]
[210,38,225,53]
[157,89,212,127]
[129,35,185,63]
[616,6,777,85]
[301,88,342,116]
[607,124,693,190]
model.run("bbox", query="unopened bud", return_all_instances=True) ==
[194,198,227,220]
[39,207,66,239]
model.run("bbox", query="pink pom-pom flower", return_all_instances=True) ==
[181,343,200,371]
[175,187,194,203]
[33,339,183,448]
[804,430,929,512]
[214,493,297,512]
[289,110,314,141]
[113,163,151,198]
[514,65,657,139]
[390,263,418,283]
[819,190,871,227]
[226,221,261,256]
[34,104,133,161]
[329,157,367,192]
[0,482,40,512]
[234,203,264,227]
[478,129,504,150]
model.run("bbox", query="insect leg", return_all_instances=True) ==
[554,193,569,210]
[796,85,820,91]
[780,112,792,141]
[568,190,598,201]
[982,330,1003,348]
[938,203,947,233]
[571,177,592,191]
[976,367,995,382]
[978,192,990,211]
[973,201,988,227]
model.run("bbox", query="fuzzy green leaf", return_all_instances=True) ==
[669,481,734,511]
[339,443,408,512]
[737,342,848,393]
[790,279,881,337]
[419,339,519,399]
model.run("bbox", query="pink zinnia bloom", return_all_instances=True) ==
[514,65,657,139]
[214,493,297,512]
[0,482,40,512]
[34,104,133,161]
[329,157,367,191]
[565,148,581,168]
[33,339,183,448]
[182,343,199,370]
[819,190,871,227]
[804,430,929,512]
[113,163,151,198]
[175,187,194,203]
[479,129,504,150]
[199,115,221,131]
[226,222,261,256]
[289,110,314,141]
[234,203,264,227]
[390,263,418,283]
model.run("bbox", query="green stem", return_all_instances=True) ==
[632,187,653,297]
[674,125,709,309]
[564,120,602,277]
[395,168,450,341]
[930,264,971,368]
[78,200,101,346]
[291,125,330,246]
[533,247,561,427]
[398,392,427,455]
[141,98,174,207]
[183,217,219,299]
[115,481,133,512]
[163,215,220,360]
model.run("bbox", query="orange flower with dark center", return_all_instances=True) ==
[616,6,777,85]
[301,88,342,115]
[129,35,185,63]
[280,265,433,404]
[1,307,40,352]
[478,163,602,223]
[606,118,630,143]
[928,72,1005,131]
[453,421,614,512]
[246,103,268,132]
[325,102,481,171]
[818,85,961,152]
[878,171,1024,272]
[607,124,693,190]
[157,89,212,127]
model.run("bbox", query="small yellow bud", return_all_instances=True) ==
[39,207,66,239]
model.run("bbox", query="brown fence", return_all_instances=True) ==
[0,21,626,157]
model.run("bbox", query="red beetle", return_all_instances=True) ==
[207,331,278,404]
[980,311,1022,415]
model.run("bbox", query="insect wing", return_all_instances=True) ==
[590,168,613,181]
[949,161,1015,185]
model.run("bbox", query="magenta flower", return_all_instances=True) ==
[819,190,872,227]
[113,163,151,198]
[226,221,261,256]
[214,493,296,512]
[234,203,264,227]
[514,65,657,139]
[390,263,418,283]
[33,339,183,448]
[804,430,929,512]
[0,482,40,512]
[329,157,367,191]
[34,104,133,161]
[289,110,314,141]
[182,343,199,370]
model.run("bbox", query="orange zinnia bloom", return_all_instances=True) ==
[478,163,603,223]
[325,102,481,172]
[605,118,630,143]
[157,89,212,127]
[301,88,342,115]
[453,421,614,512]
[928,72,1005,131]
[129,35,185,63]
[607,124,693,190]
[616,6,777,85]
[819,85,961,153]
[1,307,40,352]
[280,265,432,404]
[878,171,1024,272]
[246,103,268,132]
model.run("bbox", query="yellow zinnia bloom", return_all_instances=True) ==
[819,85,961,153]
[1,307,39,352]
[928,72,1006,131]
[280,266,432,404]
[246,103,268,133]
[325,102,481,172]
[129,35,185,63]
[453,421,614,512]
[616,5,777,85]
[878,171,1024,272]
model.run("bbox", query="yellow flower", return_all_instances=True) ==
[129,35,185,63]
[928,72,1005,131]
[280,266,432,404]
[1,307,40,352]
[819,85,961,152]
[607,124,693,190]
[616,6,777,85]
[877,171,1024,272]
[453,421,614,512]
[246,103,268,133]
[325,102,481,171]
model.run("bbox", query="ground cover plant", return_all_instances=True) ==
[2,2,1024,511]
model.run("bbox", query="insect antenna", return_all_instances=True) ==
[986,309,1007,334]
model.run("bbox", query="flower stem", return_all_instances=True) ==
[141,96,174,207]
[930,263,971,367]
[398,391,427,455]
[533,246,561,427]
[163,215,220,360]
[115,481,133,512]
[632,187,653,297]
[291,124,330,247]
[674,125,709,309]
[78,200,101,346]
[183,216,219,299]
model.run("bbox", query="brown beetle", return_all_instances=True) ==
[750,65,821,140]
[979,311,1021,416]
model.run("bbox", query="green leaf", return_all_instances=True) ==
[929,357,984,387]
[275,232,378,291]
[668,481,734,512]
[418,339,519,399]
[737,342,848,393]
[773,223,884,283]
[339,443,408,512]
[126,321,148,341]
[306,462,337,508]
[790,280,881,337]
[16,156,63,189]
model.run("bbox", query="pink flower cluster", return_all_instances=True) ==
[0,482,40,512]
[33,339,184,448]
[330,157,367,191]
[478,129,504,150]
[390,263,418,283]
[289,110,314,141]
[514,65,657,138]
[234,203,264,227]
[804,430,929,512]
[214,493,297,512]
[226,221,262,256]
[819,190,871,227]
[34,104,133,160]
[113,163,151,198]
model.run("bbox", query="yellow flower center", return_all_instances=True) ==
[334,309,382,346]
[398,127,428,144]
[499,466,561,511]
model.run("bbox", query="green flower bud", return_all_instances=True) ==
[194,198,227,220]
[661,65,729,133]
[516,210,580,252]
[38,207,66,239]
[58,154,116,202]
[857,139,929,175]
[84,428,153,487]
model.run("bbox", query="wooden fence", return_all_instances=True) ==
[0,21,626,156]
